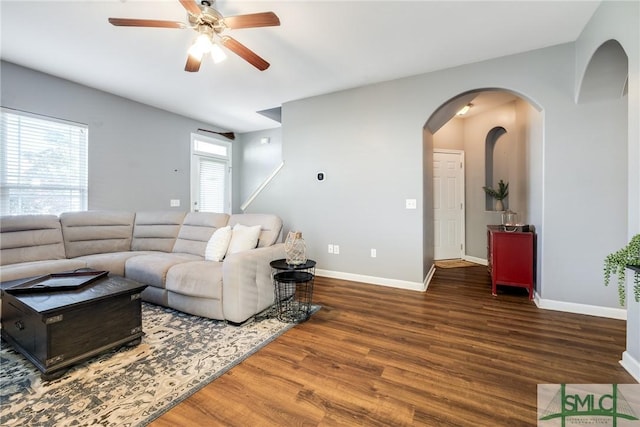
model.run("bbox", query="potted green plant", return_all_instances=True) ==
[482,179,509,211]
[604,234,640,305]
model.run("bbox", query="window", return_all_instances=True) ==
[191,134,231,213]
[1,108,88,215]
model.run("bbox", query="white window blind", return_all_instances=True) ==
[198,157,226,213]
[1,108,88,215]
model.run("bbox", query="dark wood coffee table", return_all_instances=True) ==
[1,272,147,380]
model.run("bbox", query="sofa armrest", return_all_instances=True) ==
[221,243,286,323]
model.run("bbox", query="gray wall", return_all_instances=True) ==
[1,61,231,212]
[234,127,282,213]
[574,0,639,371]
[243,84,427,285]
[243,3,634,308]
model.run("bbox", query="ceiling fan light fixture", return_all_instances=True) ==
[188,33,213,59]
[210,43,227,63]
[109,0,280,72]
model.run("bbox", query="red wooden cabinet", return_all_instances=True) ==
[487,226,535,300]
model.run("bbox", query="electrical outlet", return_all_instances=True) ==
[405,199,417,209]
[328,244,334,254]
[371,248,377,258]
[170,199,180,207]
[334,245,340,255]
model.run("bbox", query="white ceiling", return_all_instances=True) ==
[0,0,600,133]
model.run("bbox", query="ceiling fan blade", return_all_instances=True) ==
[221,36,270,71]
[185,54,202,72]
[179,0,202,16]
[198,128,236,140]
[108,18,186,28]
[223,12,280,29]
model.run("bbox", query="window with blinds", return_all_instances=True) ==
[198,157,226,213]
[191,134,231,213]
[1,108,88,215]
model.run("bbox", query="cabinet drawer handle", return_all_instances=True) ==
[14,320,25,331]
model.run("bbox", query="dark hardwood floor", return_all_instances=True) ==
[151,265,635,426]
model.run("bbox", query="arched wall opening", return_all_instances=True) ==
[577,39,628,103]
[423,89,543,279]
[485,126,508,211]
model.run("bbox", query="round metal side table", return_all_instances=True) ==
[270,259,316,323]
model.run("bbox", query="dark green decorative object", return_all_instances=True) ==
[604,234,640,305]
[482,179,509,201]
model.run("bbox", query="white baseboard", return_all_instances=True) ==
[424,263,436,290]
[315,269,427,292]
[620,351,640,383]
[315,266,627,320]
[534,295,627,320]
[464,255,487,266]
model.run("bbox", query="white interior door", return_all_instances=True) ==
[433,150,465,260]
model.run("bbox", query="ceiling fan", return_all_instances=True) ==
[108,0,280,72]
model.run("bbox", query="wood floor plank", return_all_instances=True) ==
[150,266,635,426]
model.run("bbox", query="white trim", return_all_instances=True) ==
[424,263,436,290]
[464,255,488,266]
[315,269,426,292]
[317,262,628,322]
[534,294,627,320]
[620,351,640,383]
[241,162,284,212]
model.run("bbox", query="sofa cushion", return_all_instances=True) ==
[125,253,201,288]
[166,261,223,299]
[167,292,224,321]
[226,224,261,255]
[74,251,158,277]
[0,259,88,282]
[0,215,67,265]
[228,214,283,247]
[60,211,135,258]
[204,226,232,261]
[172,212,229,257]
[131,211,186,252]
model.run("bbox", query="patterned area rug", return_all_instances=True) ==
[0,302,316,426]
[435,259,482,269]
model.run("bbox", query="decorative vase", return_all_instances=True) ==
[495,200,504,211]
[285,231,307,265]
[501,209,518,226]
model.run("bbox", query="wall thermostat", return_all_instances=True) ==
[317,172,325,181]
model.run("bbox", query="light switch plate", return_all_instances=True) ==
[406,199,417,209]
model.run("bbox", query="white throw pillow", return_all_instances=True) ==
[226,224,262,256]
[204,226,232,261]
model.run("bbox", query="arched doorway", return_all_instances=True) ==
[424,89,543,268]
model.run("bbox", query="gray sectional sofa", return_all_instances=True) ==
[0,211,286,324]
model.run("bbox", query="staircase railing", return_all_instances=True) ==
[240,161,284,212]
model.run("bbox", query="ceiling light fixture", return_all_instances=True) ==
[456,103,473,116]
[210,43,227,64]
[188,29,227,64]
